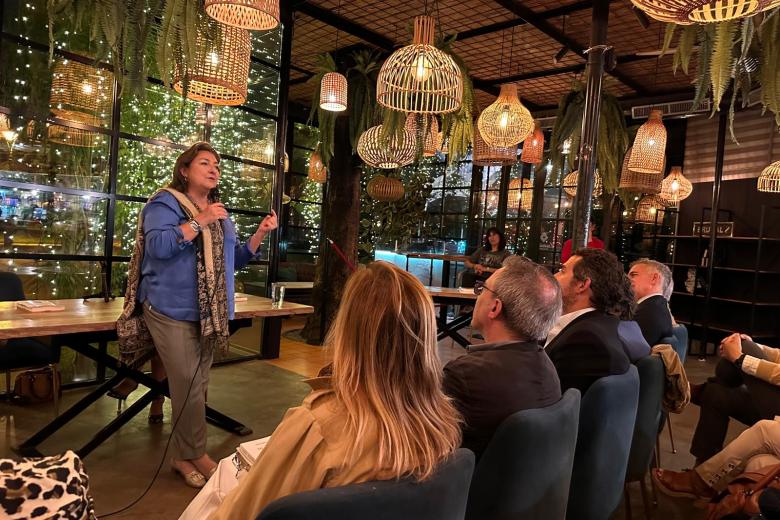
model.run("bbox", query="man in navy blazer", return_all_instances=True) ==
[628,259,675,347]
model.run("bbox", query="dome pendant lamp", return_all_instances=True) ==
[477,84,534,148]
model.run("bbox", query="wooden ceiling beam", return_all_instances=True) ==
[295,2,395,50]
[481,53,655,85]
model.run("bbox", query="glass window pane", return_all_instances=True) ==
[252,27,283,67]
[232,213,272,259]
[3,0,97,56]
[443,189,469,214]
[0,187,107,255]
[116,139,178,197]
[480,190,499,218]
[288,174,323,203]
[285,227,320,255]
[291,147,317,175]
[120,83,201,143]
[246,62,279,116]
[289,201,321,228]
[442,214,468,240]
[219,159,273,212]
[236,263,269,296]
[1,259,101,299]
[446,162,472,187]
[426,191,443,213]
[210,107,276,162]
[292,124,319,149]
[113,201,145,257]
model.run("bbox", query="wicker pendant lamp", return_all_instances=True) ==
[283,152,289,173]
[520,121,544,165]
[308,146,327,183]
[477,84,534,148]
[757,160,780,193]
[320,72,347,112]
[367,175,405,202]
[376,16,462,115]
[405,114,441,157]
[636,195,666,224]
[563,169,603,198]
[173,23,251,106]
[205,0,279,30]
[630,0,779,23]
[619,146,664,193]
[472,125,516,166]
[507,178,533,212]
[357,124,416,169]
[659,166,694,204]
[628,109,666,175]
[49,59,111,147]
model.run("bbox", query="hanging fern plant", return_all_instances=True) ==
[307,53,339,165]
[347,49,381,151]
[438,34,474,164]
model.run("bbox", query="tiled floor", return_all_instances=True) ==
[0,318,747,519]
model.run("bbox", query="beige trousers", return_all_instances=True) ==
[696,418,780,491]
[143,301,213,460]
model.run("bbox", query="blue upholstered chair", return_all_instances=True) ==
[0,272,61,415]
[465,388,581,520]
[624,355,665,519]
[256,448,475,520]
[567,366,640,520]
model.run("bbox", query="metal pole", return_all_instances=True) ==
[527,163,546,261]
[571,0,610,250]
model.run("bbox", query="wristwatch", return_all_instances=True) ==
[188,219,202,234]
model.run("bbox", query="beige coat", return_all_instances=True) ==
[651,343,690,413]
[743,344,780,386]
[209,378,394,520]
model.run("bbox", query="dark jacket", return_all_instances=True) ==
[442,340,562,460]
[546,311,631,394]
[634,295,674,347]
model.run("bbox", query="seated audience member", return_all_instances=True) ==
[690,333,780,463]
[628,259,674,346]
[546,248,633,393]
[560,222,604,263]
[443,256,563,459]
[462,227,511,288]
[207,262,461,520]
[654,418,780,501]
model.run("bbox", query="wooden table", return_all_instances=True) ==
[403,253,470,288]
[426,287,477,349]
[3,295,313,457]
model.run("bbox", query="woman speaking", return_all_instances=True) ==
[117,142,277,488]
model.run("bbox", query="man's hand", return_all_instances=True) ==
[719,333,743,363]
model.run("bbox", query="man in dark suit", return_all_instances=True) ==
[628,259,674,346]
[545,248,633,394]
[443,256,563,460]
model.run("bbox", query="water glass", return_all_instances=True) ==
[270,283,285,308]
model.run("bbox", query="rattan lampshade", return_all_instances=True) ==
[376,16,462,115]
[308,147,327,183]
[635,195,666,224]
[405,114,441,157]
[631,0,779,23]
[628,109,666,175]
[49,59,111,147]
[205,0,279,30]
[757,160,780,193]
[477,84,534,148]
[619,146,663,193]
[563,169,602,198]
[520,121,544,165]
[367,175,405,202]
[473,125,516,166]
[507,178,533,212]
[356,124,416,169]
[320,72,347,112]
[173,23,251,106]
[659,166,694,204]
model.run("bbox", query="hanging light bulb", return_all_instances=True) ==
[413,54,432,83]
[319,71,347,112]
[499,107,510,129]
[520,120,544,165]
[659,166,693,205]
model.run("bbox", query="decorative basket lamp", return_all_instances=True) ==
[563,169,603,198]
[405,114,441,157]
[507,178,533,212]
[49,59,111,147]
[659,166,694,204]
[356,124,416,169]
[757,160,780,193]
[319,72,347,112]
[473,125,516,166]
[619,146,663,193]
[308,146,327,183]
[376,15,462,115]
[283,151,289,173]
[367,175,405,202]
[520,121,544,165]
[628,109,666,175]
[205,0,279,30]
[635,195,666,224]
[631,0,779,23]
[173,23,251,106]
[477,84,534,148]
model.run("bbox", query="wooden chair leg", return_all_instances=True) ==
[667,415,677,454]
[640,475,653,520]
[624,483,633,520]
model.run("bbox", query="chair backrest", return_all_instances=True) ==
[567,365,640,520]
[0,271,25,301]
[625,356,665,482]
[466,388,581,520]
[672,324,688,364]
[256,448,475,520]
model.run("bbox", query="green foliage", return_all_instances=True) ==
[438,35,474,164]
[307,53,338,165]
[347,50,381,151]
[548,86,585,183]
[759,10,780,126]
[710,19,739,111]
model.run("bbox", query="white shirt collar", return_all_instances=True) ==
[637,292,664,305]
[544,307,596,347]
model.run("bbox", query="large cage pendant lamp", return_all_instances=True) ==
[619,146,664,193]
[628,109,666,175]
[520,120,544,164]
[757,160,780,193]
[320,72,347,112]
[631,0,780,23]
[173,23,251,106]
[357,125,416,169]
[405,114,441,157]
[659,166,694,204]
[376,15,462,115]
[477,84,534,148]
[49,59,111,147]
[205,0,279,30]
[563,169,603,198]
[472,125,516,166]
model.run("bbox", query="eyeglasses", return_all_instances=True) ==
[473,280,499,297]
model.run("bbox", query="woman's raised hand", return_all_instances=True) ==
[196,203,228,227]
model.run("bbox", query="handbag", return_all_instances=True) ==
[706,463,780,520]
[13,366,61,403]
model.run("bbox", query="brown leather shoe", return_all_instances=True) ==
[652,468,716,500]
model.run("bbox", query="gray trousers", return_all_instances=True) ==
[143,301,213,460]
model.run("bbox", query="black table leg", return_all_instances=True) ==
[77,389,157,458]
[260,316,282,359]
[206,406,253,436]
[442,260,452,288]
[436,310,473,349]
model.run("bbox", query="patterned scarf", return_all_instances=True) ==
[117,188,230,367]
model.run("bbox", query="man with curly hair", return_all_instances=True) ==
[545,248,635,393]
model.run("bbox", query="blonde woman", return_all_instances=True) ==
[205,262,461,520]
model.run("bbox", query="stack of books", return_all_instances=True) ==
[233,436,271,473]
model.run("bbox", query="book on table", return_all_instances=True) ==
[234,436,271,472]
[16,300,66,313]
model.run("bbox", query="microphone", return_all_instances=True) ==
[326,237,356,273]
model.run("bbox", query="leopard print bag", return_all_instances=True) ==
[0,451,96,519]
